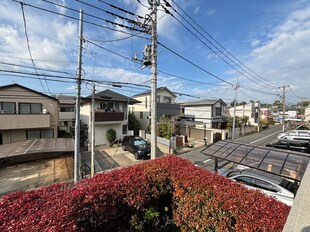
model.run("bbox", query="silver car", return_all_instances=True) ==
[224,169,295,206]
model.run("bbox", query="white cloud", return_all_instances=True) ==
[246,3,310,100]
[250,39,260,47]
[54,0,66,15]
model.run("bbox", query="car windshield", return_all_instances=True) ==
[134,139,147,146]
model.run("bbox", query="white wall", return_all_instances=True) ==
[95,124,123,145]
[184,106,212,128]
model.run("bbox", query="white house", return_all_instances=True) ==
[228,102,260,126]
[305,106,310,122]
[80,89,140,145]
[129,87,180,130]
[180,99,227,129]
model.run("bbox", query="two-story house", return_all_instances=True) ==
[80,89,140,145]
[0,84,59,144]
[228,102,260,126]
[130,87,180,130]
[180,99,227,129]
[57,95,75,133]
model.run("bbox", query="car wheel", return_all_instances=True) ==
[134,152,139,160]
[122,145,126,151]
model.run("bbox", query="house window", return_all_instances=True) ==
[27,129,54,139]
[19,103,42,114]
[115,102,119,110]
[100,102,107,110]
[156,96,160,102]
[140,112,143,119]
[60,106,74,112]
[215,107,221,116]
[163,96,172,103]
[0,102,15,114]
[108,103,113,109]
[122,125,127,134]
[145,97,148,109]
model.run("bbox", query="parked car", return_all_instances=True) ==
[277,130,310,141]
[122,136,151,160]
[266,139,310,153]
[223,169,295,206]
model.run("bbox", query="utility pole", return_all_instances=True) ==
[149,0,159,159]
[91,83,95,177]
[74,9,83,183]
[232,81,239,140]
[281,84,289,132]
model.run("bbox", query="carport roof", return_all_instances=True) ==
[201,140,310,182]
[0,138,74,159]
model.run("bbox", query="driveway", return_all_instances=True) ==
[0,145,141,196]
[0,155,74,196]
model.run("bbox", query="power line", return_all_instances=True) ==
[0,61,74,76]
[0,69,151,89]
[10,0,149,39]
[73,0,145,27]
[158,69,230,86]
[167,0,278,88]
[158,41,234,86]
[96,0,144,19]
[40,0,147,33]
[20,2,50,94]
[161,3,276,89]
[0,55,76,63]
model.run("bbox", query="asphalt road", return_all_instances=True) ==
[234,124,283,146]
[180,124,284,171]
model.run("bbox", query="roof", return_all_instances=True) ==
[181,98,226,106]
[0,138,74,159]
[84,89,140,105]
[57,95,75,105]
[132,86,177,97]
[202,140,310,182]
[0,83,57,101]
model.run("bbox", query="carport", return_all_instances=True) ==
[201,140,310,183]
[0,138,74,166]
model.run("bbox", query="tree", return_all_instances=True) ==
[106,128,116,146]
[225,116,242,130]
[158,116,173,139]
[273,100,282,108]
[128,113,141,135]
[241,116,249,126]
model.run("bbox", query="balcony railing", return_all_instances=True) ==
[95,111,125,122]
[0,114,50,130]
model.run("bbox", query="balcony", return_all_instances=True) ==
[0,114,50,130]
[95,111,125,123]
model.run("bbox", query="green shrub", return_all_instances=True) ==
[106,128,116,146]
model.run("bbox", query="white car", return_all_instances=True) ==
[277,130,310,140]
[224,169,295,206]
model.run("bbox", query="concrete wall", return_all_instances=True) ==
[283,164,310,231]
[95,124,123,145]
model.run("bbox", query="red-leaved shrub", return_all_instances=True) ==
[0,156,290,231]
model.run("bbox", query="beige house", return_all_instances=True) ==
[80,89,139,145]
[130,87,180,130]
[0,84,59,144]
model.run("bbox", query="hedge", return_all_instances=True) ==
[0,156,290,231]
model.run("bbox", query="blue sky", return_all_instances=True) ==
[1,0,310,104]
